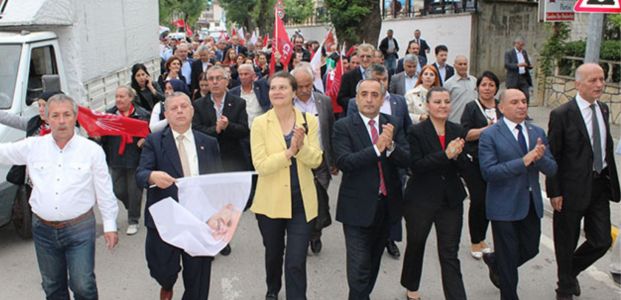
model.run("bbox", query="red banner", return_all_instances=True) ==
[269,0,293,75]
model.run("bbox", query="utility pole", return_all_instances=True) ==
[584,14,604,63]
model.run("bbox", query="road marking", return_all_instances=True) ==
[540,233,621,293]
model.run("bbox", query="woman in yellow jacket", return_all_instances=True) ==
[250,71,323,300]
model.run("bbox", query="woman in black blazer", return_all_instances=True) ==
[460,71,503,260]
[401,87,468,300]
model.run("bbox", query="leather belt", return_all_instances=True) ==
[37,209,93,229]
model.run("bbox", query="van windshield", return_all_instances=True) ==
[0,45,21,109]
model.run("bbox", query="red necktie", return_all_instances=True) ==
[368,119,387,196]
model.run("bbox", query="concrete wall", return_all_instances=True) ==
[287,13,474,68]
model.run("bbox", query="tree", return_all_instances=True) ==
[324,0,381,48]
[159,0,206,31]
[219,0,259,32]
[283,0,314,24]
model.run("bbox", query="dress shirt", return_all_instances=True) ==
[515,48,526,75]
[445,74,478,124]
[503,117,529,150]
[576,95,607,170]
[380,92,392,116]
[359,66,367,80]
[387,39,396,54]
[181,59,192,85]
[437,63,447,84]
[212,93,226,119]
[358,113,395,157]
[0,133,118,231]
[171,128,200,176]
[405,73,417,93]
[240,85,263,127]
[294,94,322,150]
[202,61,209,73]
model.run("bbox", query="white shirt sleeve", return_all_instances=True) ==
[149,102,169,133]
[91,146,119,232]
[0,138,32,166]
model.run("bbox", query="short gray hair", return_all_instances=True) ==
[46,94,78,118]
[403,54,419,65]
[207,65,229,79]
[116,85,136,98]
[355,78,385,95]
[237,63,255,73]
[197,45,210,54]
[291,62,314,79]
[364,63,388,79]
[164,92,191,110]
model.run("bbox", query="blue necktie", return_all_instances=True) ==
[516,124,527,154]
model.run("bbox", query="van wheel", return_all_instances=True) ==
[12,185,32,239]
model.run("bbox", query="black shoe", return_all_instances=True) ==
[220,244,231,256]
[310,238,322,254]
[265,291,278,300]
[571,277,581,296]
[386,240,400,258]
[612,272,621,285]
[556,292,573,300]
[482,253,500,289]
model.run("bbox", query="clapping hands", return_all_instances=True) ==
[445,138,465,160]
[523,138,545,166]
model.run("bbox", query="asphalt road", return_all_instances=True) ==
[0,107,620,300]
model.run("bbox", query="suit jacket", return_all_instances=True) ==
[409,38,430,61]
[228,78,271,113]
[136,127,222,228]
[431,63,455,86]
[309,92,336,189]
[192,93,250,171]
[346,93,413,131]
[546,99,620,211]
[504,48,533,87]
[223,45,248,58]
[337,68,364,112]
[479,119,557,221]
[379,36,399,59]
[190,59,210,93]
[250,109,323,221]
[333,113,410,227]
[406,120,468,208]
[389,71,412,96]
[396,55,426,74]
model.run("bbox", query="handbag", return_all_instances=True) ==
[6,165,26,185]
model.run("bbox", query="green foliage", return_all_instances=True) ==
[609,15,621,27]
[159,0,206,28]
[539,22,570,76]
[283,0,314,24]
[558,40,620,61]
[220,0,259,31]
[324,0,378,46]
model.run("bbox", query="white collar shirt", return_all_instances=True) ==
[404,73,417,94]
[0,133,118,231]
[240,85,263,127]
[171,128,200,177]
[576,95,607,170]
[380,92,392,115]
[294,94,322,150]
[503,117,529,150]
[515,48,526,75]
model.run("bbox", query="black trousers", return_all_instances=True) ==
[343,198,389,300]
[461,159,490,244]
[490,200,540,300]
[311,179,332,240]
[256,211,312,300]
[145,228,213,300]
[553,176,612,295]
[110,167,143,224]
[401,202,466,300]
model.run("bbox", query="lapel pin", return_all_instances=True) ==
[200,146,205,150]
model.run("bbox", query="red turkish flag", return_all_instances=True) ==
[77,106,150,155]
[269,1,293,75]
[325,57,344,113]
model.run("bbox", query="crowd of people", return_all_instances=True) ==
[0,26,619,300]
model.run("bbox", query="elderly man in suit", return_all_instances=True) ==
[136,92,222,300]
[546,63,621,300]
[337,43,376,113]
[190,45,213,94]
[410,29,430,63]
[390,54,419,96]
[504,37,533,104]
[334,79,410,299]
[228,64,271,127]
[347,64,413,258]
[478,88,557,300]
[292,63,337,254]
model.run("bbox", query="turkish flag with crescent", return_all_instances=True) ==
[269,0,293,75]
[325,56,344,113]
[77,106,150,155]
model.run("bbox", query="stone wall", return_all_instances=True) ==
[545,76,621,124]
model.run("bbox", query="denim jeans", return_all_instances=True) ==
[32,213,98,300]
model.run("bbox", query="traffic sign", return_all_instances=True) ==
[574,0,621,13]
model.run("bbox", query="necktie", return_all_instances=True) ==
[176,134,191,177]
[368,119,387,196]
[591,104,604,173]
[516,124,527,154]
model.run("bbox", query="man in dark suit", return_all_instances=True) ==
[193,65,250,173]
[333,79,410,300]
[337,43,375,114]
[410,29,430,63]
[390,54,419,96]
[431,45,454,86]
[478,89,557,300]
[292,64,336,254]
[136,92,222,300]
[190,45,212,94]
[504,37,533,104]
[223,35,247,58]
[546,63,620,300]
[378,29,399,75]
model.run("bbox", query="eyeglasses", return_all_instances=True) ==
[207,76,226,81]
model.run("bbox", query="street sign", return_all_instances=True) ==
[574,0,621,13]
[543,0,575,22]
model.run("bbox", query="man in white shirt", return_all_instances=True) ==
[431,45,455,86]
[0,94,118,299]
[445,55,478,124]
[504,37,533,105]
